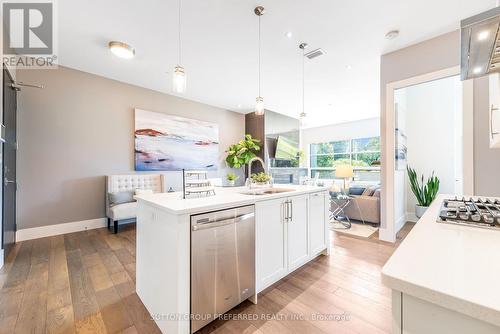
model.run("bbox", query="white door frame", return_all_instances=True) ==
[379,66,474,242]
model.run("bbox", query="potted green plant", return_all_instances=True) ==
[226,172,239,187]
[407,166,440,218]
[250,172,271,186]
[225,134,260,168]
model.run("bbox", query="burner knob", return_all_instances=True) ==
[482,215,495,225]
[471,214,481,222]
[459,211,469,220]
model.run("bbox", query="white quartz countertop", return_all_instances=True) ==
[135,184,327,215]
[382,194,500,327]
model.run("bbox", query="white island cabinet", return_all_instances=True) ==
[135,185,329,334]
[382,194,500,334]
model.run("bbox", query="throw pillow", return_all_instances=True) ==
[349,187,365,196]
[135,189,154,196]
[362,187,374,196]
[108,191,135,206]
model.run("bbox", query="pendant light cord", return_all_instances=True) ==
[258,14,261,97]
[302,46,305,117]
[178,0,182,64]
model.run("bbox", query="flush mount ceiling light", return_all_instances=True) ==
[299,42,308,126]
[254,5,265,116]
[385,30,400,40]
[108,41,135,59]
[285,31,293,39]
[173,0,187,94]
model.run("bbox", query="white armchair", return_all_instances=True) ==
[106,174,163,233]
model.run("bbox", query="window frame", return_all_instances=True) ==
[309,136,381,177]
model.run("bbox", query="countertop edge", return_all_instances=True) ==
[135,187,328,216]
[381,271,500,328]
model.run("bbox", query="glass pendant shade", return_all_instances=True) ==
[255,96,264,115]
[173,65,186,94]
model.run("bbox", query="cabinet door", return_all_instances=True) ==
[256,197,287,292]
[489,73,500,148]
[309,192,327,256]
[287,194,309,272]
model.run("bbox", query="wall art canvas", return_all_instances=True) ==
[135,109,219,171]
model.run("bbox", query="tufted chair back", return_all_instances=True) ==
[106,174,163,212]
[107,174,163,194]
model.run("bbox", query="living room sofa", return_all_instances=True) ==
[342,184,381,225]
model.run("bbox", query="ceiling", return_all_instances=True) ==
[58,0,496,128]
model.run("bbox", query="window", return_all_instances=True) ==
[310,136,381,179]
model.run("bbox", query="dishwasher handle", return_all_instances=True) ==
[192,212,254,231]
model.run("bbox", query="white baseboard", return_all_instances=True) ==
[0,249,4,269]
[406,212,419,223]
[378,227,395,243]
[395,214,407,234]
[16,218,108,242]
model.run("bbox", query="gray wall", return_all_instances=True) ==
[381,30,500,199]
[16,66,245,229]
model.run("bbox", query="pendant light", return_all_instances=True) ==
[254,6,265,115]
[173,0,186,93]
[299,43,308,126]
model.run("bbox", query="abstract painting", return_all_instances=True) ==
[134,109,219,171]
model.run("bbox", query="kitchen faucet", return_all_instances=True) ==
[246,156,267,189]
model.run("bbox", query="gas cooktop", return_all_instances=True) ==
[437,197,500,230]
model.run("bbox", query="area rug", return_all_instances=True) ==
[330,220,379,239]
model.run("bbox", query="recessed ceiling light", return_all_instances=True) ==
[285,31,293,39]
[346,65,352,70]
[108,41,135,59]
[237,104,242,108]
[478,30,489,41]
[385,30,399,40]
[473,66,482,74]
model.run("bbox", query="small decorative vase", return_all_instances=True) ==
[415,205,428,219]
[228,180,235,187]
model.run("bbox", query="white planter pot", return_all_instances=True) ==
[227,180,235,187]
[415,205,428,219]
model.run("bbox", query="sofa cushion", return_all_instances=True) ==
[108,191,135,206]
[361,187,374,196]
[362,185,380,196]
[109,202,137,221]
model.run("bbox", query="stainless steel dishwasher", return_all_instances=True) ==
[190,205,255,333]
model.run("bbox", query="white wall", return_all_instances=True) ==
[300,117,380,168]
[398,75,462,217]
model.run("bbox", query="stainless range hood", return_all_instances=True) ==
[461,7,500,80]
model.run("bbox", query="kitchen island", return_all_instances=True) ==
[135,185,330,334]
[382,194,500,334]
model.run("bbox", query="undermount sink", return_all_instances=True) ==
[262,188,295,194]
[240,187,295,195]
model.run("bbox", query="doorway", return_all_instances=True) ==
[2,67,17,260]
[380,66,474,242]
[394,75,463,224]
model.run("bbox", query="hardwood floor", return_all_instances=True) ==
[0,223,414,334]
